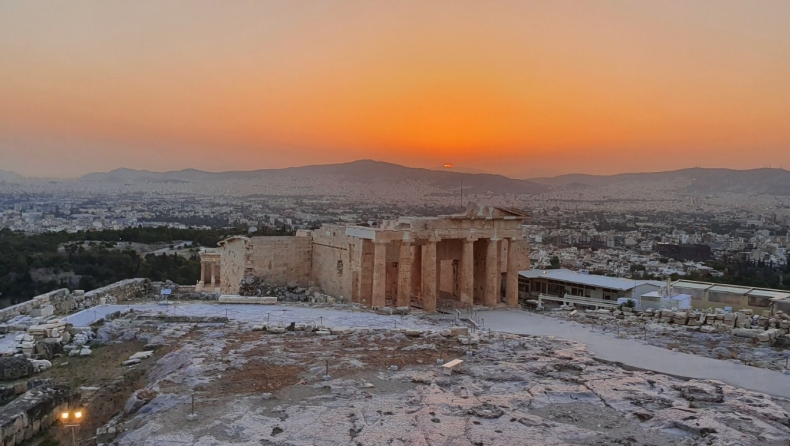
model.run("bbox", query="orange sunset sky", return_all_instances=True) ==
[1,1,789,178]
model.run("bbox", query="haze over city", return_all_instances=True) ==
[5,2,790,445]
[2,1,790,178]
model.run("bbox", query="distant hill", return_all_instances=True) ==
[429,166,490,174]
[0,169,23,183]
[79,160,549,195]
[528,167,790,195]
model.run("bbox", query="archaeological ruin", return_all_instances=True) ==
[199,203,531,313]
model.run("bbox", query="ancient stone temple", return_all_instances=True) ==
[199,203,530,313]
[194,250,221,293]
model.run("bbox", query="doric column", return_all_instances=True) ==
[484,238,501,307]
[460,238,475,306]
[372,241,387,308]
[397,241,412,307]
[199,259,206,284]
[359,239,374,306]
[410,244,422,298]
[507,238,526,307]
[422,239,438,313]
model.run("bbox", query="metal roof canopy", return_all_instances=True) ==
[519,269,660,292]
[708,285,752,294]
[672,281,715,290]
[747,289,790,299]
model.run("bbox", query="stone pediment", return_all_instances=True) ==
[460,202,530,219]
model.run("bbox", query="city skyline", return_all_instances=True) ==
[2,1,789,178]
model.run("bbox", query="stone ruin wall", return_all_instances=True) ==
[0,278,150,324]
[309,225,353,301]
[0,385,79,446]
[219,238,247,294]
[0,289,69,324]
[81,278,149,306]
[0,279,150,444]
[243,236,313,289]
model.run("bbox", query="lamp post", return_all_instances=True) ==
[60,408,85,446]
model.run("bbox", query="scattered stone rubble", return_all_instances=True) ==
[551,306,790,340]
[0,357,35,381]
[122,351,154,367]
[543,305,790,371]
[149,280,218,301]
[239,278,344,304]
[65,330,96,357]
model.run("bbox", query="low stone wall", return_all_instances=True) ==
[0,279,150,324]
[81,278,150,307]
[0,379,54,406]
[0,289,69,324]
[0,385,78,446]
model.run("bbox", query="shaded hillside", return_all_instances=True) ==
[79,160,549,195]
[529,168,790,195]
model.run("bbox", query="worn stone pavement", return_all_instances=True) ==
[475,310,790,399]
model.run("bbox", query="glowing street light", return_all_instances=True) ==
[60,409,86,446]
[60,409,85,423]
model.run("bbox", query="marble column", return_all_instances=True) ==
[209,262,216,286]
[460,238,475,306]
[199,261,206,285]
[359,239,374,306]
[422,240,438,313]
[397,241,412,307]
[410,244,422,299]
[507,238,525,307]
[484,238,501,307]
[372,241,387,308]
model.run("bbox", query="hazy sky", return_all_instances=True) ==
[1,1,789,178]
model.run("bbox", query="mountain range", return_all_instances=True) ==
[3,161,790,195]
[526,167,790,195]
[0,169,24,182]
[78,160,549,195]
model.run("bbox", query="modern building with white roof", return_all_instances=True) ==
[518,270,790,312]
[518,269,663,306]
[671,280,790,312]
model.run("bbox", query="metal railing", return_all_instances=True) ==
[537,293,620,309]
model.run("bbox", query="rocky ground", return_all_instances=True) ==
[538,308,790,373]
[51,309,790,446]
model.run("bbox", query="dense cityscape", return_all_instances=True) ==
[3,2,790,443]
[2,164,789,308]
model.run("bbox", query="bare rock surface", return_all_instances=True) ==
[106,319,790,446]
